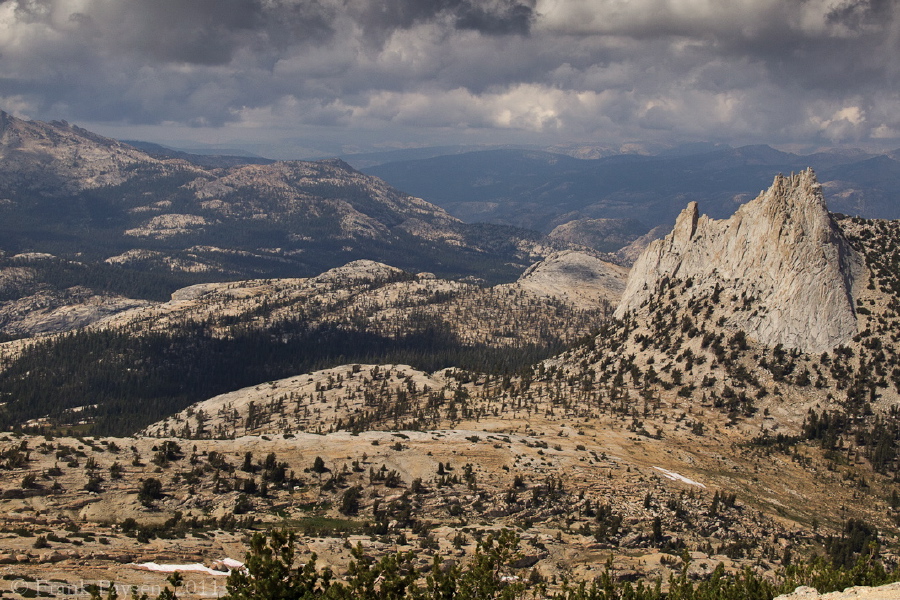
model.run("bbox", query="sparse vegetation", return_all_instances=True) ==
[1,160,900,598]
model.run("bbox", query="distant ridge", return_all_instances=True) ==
[365,145,900,239]
[122,140,276,168]
[0,112,560,284]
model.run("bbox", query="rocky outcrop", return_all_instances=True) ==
[0,293,150,336]
[309,259,407,285]
[515,250,628,309]
[0,266,152,336]
[548,218,649,253]
[615,169,864,353]
[775,583,900,600]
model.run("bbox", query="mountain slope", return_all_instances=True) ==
[0,259,609,434]
[130,173,900,585]
[547,217,650,253]
[0,111,158,193]
[0,112,557,286]
[1,168,899,591]
[513,250,628,309]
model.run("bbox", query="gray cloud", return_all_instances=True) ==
[0,0,898,153]
[455,0,535,34]
[826,0,893,30]
[343,0,535,40]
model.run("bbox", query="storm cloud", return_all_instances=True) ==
[0,0,897,155]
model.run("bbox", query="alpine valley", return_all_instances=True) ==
[0,114,899,600]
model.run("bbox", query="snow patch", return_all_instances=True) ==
[220,558,245,570]
[132,558,244,576]
[653,467,706,488]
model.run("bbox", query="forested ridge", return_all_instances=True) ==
[0,319,561,436]
[0,254,213,303]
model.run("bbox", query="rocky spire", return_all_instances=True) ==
[615,168,864,353]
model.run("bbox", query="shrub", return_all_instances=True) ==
[340,486,362,516]
[138,478,163,507]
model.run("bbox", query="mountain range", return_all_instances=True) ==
[363,145,900,239]
[0,111,556,290]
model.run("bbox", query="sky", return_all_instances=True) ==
[1,0,899,159]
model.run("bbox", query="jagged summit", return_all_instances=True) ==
[0,110,162,193]
[616,168,864,353]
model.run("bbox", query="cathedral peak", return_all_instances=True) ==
[615,169,864,353]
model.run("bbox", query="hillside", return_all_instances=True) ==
[548,218,652,253]
[144,169,900,579]
[0,257,616,434]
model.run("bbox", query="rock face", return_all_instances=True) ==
[548,218,650,253]
[0,110,155,193]
[774,582,900,600]
[515,250,629,309]
[616,169,864,353]
[0,292,150,336]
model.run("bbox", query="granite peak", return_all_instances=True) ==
[616,168,864,353]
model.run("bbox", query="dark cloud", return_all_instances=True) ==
[346,0,535,37]
[108,0,337,65]
[120,0,264,65]
[455,1,535,34]
[0,0,898,152]
[826,0,893,29]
